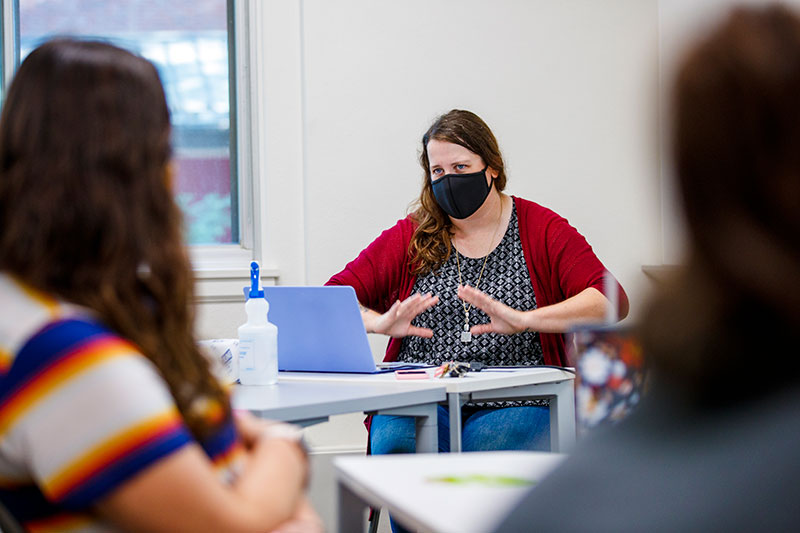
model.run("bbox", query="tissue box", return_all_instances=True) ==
[198,339,239,385]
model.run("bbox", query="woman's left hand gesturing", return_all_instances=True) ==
[457,284,529,335]
[459,284,612,335]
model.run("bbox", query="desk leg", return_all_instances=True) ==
[448,392,463,453]
[377,404,440,453]
[549,380,576,453]
[414,403,438,453]
[337,480,367,533]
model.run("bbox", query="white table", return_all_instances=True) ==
[334,451,567,533]
[233,380,446,453]
[279,367,576,452]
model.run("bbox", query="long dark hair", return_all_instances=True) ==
[409,109,507,275]
[640,4,800,402]
[0,39,229,438]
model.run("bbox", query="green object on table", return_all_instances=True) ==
[426,474,535,487]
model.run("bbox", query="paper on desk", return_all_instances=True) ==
[199,338,239,385]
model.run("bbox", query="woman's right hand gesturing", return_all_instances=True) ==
[362,292,439,338]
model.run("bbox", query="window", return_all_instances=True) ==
[5,0,241,247]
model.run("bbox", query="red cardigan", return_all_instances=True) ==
[326,196,629,366]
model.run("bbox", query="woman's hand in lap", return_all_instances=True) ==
[271,497,324,533]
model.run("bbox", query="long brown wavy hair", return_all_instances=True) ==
[409,109,507,275]
[640,4,800,403]
[0,39,229,439]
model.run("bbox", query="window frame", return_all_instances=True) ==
[1,0,18,92]
[192,0,260,290]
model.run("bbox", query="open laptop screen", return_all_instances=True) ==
[263,286,386,373]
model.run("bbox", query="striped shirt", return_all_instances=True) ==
[0,274,245,532]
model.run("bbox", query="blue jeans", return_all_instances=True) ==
[370,404,550,532]
[370,404,551,454]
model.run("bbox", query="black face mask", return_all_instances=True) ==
[431,165,493,219]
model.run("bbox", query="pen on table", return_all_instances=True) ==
[395,369,430,380]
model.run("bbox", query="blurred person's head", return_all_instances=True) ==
[642,4,800,402]
[0,39,227,437]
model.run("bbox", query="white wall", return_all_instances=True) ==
[196,1,665,529]
[302,0,661,307]
[194,0,800,335]
[197,0,665,335]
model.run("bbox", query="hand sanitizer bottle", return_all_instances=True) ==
[238,261,278,385]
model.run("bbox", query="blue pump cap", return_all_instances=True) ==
[245,261,265,299]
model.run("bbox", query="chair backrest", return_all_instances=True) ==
[0,498,24,533]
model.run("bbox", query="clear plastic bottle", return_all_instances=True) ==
[238,261,278,385]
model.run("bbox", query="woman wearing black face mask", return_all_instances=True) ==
[327,109,628,457]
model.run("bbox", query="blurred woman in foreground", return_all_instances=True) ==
[495,4,800,530]
[0,39,320,532]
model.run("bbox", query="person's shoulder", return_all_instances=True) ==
[27,316,132,355]
[396,213,419,231]
[514,195,561,217]
[10,316,144,382]
[0,275,141,377]
[512,196,571,227]
[373,214,418,243]
[326,214,419,286]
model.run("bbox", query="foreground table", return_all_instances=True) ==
[233,380,446,452]
[335,451,567,533]
[279,367,576,452]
